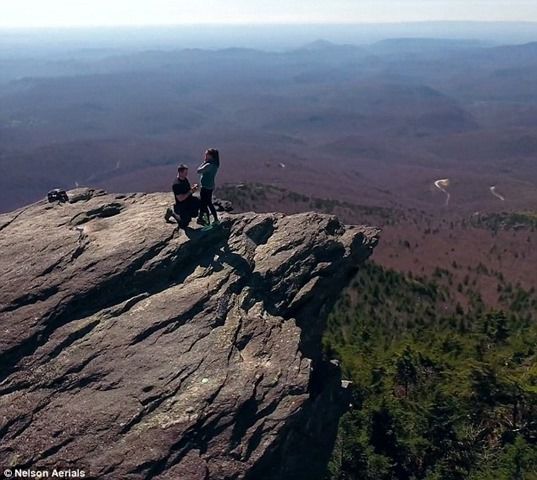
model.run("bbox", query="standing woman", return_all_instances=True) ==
[197,148,220,225]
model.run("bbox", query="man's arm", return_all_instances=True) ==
[175,184,198,203]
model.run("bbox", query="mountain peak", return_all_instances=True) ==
[300,39,338,50]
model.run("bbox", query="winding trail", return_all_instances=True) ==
[434,178,450,207]
[490,185,505,202]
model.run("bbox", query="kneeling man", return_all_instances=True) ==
[165,164,200,228]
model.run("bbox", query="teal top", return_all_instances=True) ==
[197,162,219,189]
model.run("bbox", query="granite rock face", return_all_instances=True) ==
[0,188,379,479]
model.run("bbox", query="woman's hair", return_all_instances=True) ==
[206,148,220,167]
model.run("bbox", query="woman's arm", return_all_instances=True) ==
[197,162,210,173]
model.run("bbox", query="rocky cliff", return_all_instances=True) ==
[0,188,379,480]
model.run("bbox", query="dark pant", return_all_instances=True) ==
[199,187,218,222]
[174,196,200,227]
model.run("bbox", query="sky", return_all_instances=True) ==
[2,0,537,28]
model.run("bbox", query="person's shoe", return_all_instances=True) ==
[164,207,174,223]
[196,216,208,226]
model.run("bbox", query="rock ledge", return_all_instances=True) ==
[0,188,379,480]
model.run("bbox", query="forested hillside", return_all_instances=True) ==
[323,262,537,479]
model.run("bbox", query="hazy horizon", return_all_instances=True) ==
[3,19,537,29]
[3,0,537,28]
[2,21,537,54]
